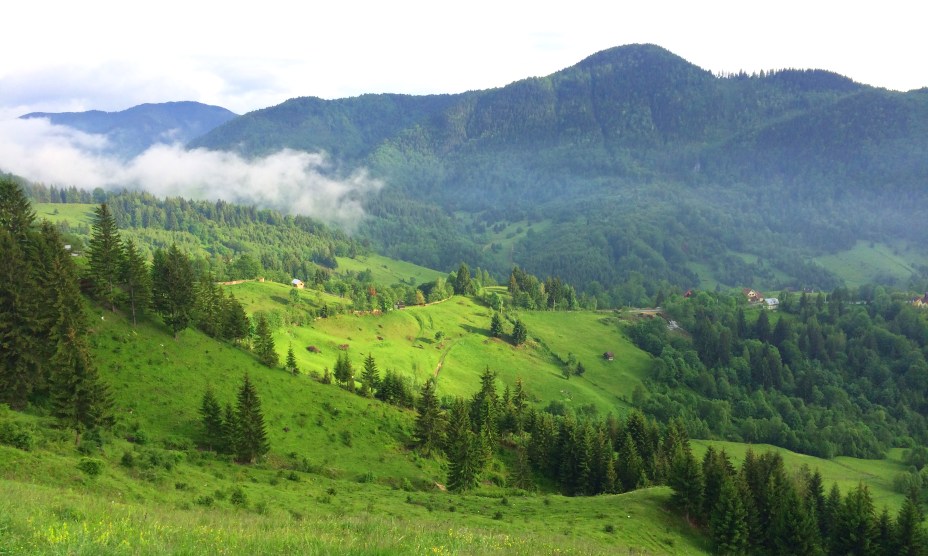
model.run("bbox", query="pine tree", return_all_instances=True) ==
[361,353,379,396]
[120,239,151,326]
[489,312,503,338]
[199,386,224,452]
[617,432,646,493]
[221,293,249,343]
[894,486,925,556]
[194,273,223,337]
[511,319,527,345]
[334,352,354,387]
[253,314,278,367]
[0,229,40,409]
[414,378,444,455]
[0,178,36,242]
[47,231,112,445]
[86,203,124,312]
[668,445,703,523]
[446,398,480,492]
[470,367,499,444]
[285,344,299,375]
[710,475,749,555]
[234,374,269,464]
[835,482,875,555]
[151,245,195,339]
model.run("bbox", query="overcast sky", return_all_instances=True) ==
[3,0,927,118]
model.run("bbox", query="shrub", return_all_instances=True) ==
[77,458,104,478]
[0,419,34,451]
[230,486,248,507]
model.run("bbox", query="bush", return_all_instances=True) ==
[0,419,34,451]
[230,486,248,507]
[77,458,104,478]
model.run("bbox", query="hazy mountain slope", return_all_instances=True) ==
[21,101,238,158]
[150,46,928,293]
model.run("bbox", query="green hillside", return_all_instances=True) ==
[188,44,928,298]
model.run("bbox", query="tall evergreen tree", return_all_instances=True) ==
[120,239,151,326]
[710,475,749,556]
[199,386,224,452]
[285,344,299,375]
[86,203,124,312]
[0,178,36,242]
[414,378,444,456]
[668,445,703,523]
[511,319,527,345]
[0,230,40,409]
[47,228,112,445]
[253,314,278,367]
[835,482,875,556]
[221,402,238,456]
[221,293,249,342]
[194,273,223,337]
[894,486,925,556]
[470,367,500,444]
[151,244,195,339]
[234,374,269,464]
[489,312,503,338]
[445,398,480,492]
[361,353,379,396]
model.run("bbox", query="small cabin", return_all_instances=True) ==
[764,298,780,310]
[603,352,615,361]
[291,279,304,289]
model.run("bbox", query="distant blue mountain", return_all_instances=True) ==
[21,101,237,158]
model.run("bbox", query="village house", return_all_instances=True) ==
[764,298,780,310]
[742,288,764,303]
[291,279,304,289]
[912,293,928,308]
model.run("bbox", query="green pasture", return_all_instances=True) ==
[815,240,926,288]
[335,252,444,285]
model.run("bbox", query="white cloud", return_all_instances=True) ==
[0,117,382,229]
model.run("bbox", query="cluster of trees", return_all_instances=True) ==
[0,180,112,443]
[23,184,362,284]
[633,287,928,458]
[326,352,416,409]
[198,374,269,464]
[670,446,926,555]
[410,367,689,497]
[508,265,580,311]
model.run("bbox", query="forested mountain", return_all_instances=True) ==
[190,44,928,300]
[21,101,237,158]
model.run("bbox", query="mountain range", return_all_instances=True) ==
[22,44,928,298]
[21,101,237,158]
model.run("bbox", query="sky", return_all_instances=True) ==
[1,0,926,223]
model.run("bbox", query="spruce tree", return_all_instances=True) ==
[835,482,875,555]
[199,386,224,452]
[894,486,925,556]
[489,312,503,338]
[86,203,124,312]
[0,230,40,409]
[446,398,480,492]
[151,245,195,339]
[47,230,112,445]
[668,445,703,523]
[285,344,299,375]
[120,239,151,326]
[221,293,249,343]
[511,319,527,345]
[0,178,36,241]
[361,353,379,396]
[253,314,278,367]
[710,474,749,555]
[194,274,223,337]
[414,378,444,456]
[234,374,269,464]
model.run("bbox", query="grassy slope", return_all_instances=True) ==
[0,303,709,555]
[814,240,927,288]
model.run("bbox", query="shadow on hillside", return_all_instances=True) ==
[459,323,489,337]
